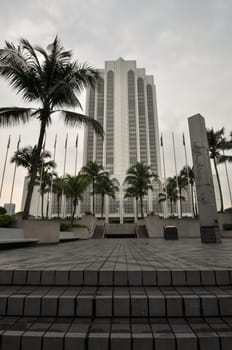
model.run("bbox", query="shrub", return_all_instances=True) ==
[0,215,16,227]
[0,207,7,215]
[223,224,232,231]
[60,222,71,231]
[72,222,89,229]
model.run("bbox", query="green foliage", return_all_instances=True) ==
[0,215,16,227]
[223,224,232,231]
[60,221,88,231]
[0,207,7,215]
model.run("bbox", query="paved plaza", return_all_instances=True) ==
[1,238,232,271]
[1,238,232,349]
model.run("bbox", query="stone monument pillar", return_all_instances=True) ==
[188,114,221,243]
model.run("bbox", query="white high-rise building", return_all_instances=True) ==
[82,58,162,222]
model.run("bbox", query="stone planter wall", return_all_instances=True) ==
[22,220,60,243]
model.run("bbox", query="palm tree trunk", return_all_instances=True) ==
[46,194,49,219]
[23,118,47,219]
[140,195,144,219]
[71,198,77,225]
[92,180,95,215]
[191,184,195,216]
[57,194,60,219]
[41,193,44,219]
[101,194,104,220]
[179,189,182,218]
[213,157,224,212]
[170,200,173,215]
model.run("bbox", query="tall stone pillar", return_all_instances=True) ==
[188,114,221,243]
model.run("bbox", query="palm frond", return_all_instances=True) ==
[0,107,33,126]
[61,110,104,138]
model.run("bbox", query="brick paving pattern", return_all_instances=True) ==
[1,238,232,349]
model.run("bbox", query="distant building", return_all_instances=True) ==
[82,58,162,222]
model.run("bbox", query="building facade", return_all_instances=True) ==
[82,58,162,222]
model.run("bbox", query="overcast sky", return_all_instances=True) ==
[0,0,232,211]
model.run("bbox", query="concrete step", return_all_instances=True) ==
[1,268,232,287]
[0,316,232,350]
[1,285,232,318]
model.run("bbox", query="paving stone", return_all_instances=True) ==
[7,295,25,316]
[58,296,75,316]
[154,336,176,350]
[148,295,166,317]
[41,296,58,316]
[215,270,230,285]
[114,296,130,317]
[99,270,113,286]
[220,334,232,350]
[186,270,201,286]
[76,295,93,316]
[111,334,131,350]
[131,296,148,317]
[0,295,7,315]
[132,334,153,350]
[114,271,128,286]
[65,332,87,350]
[69,270,83,285]
[95,296,112,317]
[43,332,64,350]
[218,296,232,316]
[1,330,23,350]
[27,271,41,285]
[198,335,220,350]
[142,270,156,286]
[157,270,171,286]
[13,270,27,285]
[88,333,110,350]
[201,270,216,285]
[172,270,186,286]
[0,270,13,284]
[183,295,201,317]
[176,334,198,350]
[41,271,55,285]
[21,331,44,350]
[128,270,142,286]
[166,296,183,317]
[84,270,98,285]
[24,296,41,316]
[201,295,219,316]
[55,270,69,285]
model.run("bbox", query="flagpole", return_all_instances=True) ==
[61,134,68,218]
[49,134,57,219]
[36,134,46,218]
[223,150,232,206]
[160,133,168,218]
[9,135,21,205]
[183,133,194,217]
[0,135,11,201]
[172,132,181,218]
[74,133,78,176]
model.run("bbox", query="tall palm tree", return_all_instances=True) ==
[207,127,232,212]
[0,37,103,219]
[52,176,65,219]
[180,165,197,216]
[158,177,179,216]
[11,146,55,177]
[64,174,90,224]
[81,161,106,215]
[124,162,156,219]
[175,174,188,217]
[95,174,119,219]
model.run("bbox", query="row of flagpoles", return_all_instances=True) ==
[0,131,232,215]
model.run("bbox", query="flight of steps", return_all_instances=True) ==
[1,268,232,349]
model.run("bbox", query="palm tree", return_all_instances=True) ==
[175,174,188,217]
[64,174,90,224]
[124,162,156,219]
[180,165,197,216]
[11,146,55,177]
[81,161,106,215]
[207,127,232,212]
[0,37,103,219]
[158,177,179,216]
[52,176,65,219]
[95,174,119,219]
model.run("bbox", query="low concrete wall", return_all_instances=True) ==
[78,215,96,235]
[71,227,90,239]
[0,228,24,239]
[218,212,232,231]
[145,216,201,238]
[105,223,136,235]
[22,220,60,243]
